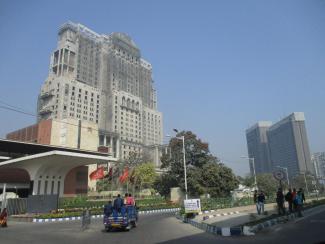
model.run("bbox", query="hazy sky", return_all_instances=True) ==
[0,0,325,176]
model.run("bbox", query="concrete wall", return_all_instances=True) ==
[64,166,88,195]
[49,118,100,192]
[37,120,52,144]
[5,118,101,196]
[6,124,39,143]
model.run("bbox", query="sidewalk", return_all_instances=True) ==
[197,203,277,222]
[196,196,325,225]
[179,198,325,237]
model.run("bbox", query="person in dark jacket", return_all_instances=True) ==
[104,200,113,217]
[285,189,293,213]
[113,194,124,212]
[257,191,265,215]
[295,189,304,217]
[292,188,297,212]
[276,188,285,215]
[299,188,306,204]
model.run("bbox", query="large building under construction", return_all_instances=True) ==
[36,21,163,164]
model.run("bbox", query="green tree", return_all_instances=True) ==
[154,173,178,197]
[157,131,239,198]
[200,163,239,197]
[291,174,319,194]
[112,150,152,190]
[96,178,109,192]
[124,151,151,168]
[133,162,157,189]
[237,175,245,184]
[243,173,279,197]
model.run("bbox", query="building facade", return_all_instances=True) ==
[245,121,272,175]
[312,152,325,180]
[246,112,314,179]
[37,21,163,164]
[6,118,101,194]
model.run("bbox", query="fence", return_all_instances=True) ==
[0,198,27,215]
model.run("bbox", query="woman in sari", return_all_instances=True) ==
[0,208,8,227]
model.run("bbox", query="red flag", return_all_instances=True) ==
[119,168,129,183]
[89,167,105,180]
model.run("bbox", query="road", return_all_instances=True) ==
[1,207,325,244]
[1,213,213,244]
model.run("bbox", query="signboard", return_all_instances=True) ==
[273,170,285,181]
[184,199,201,214]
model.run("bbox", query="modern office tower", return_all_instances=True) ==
[246,112,314,179]
[312,152,325,179]
[37,21,163,164]
[246,121,273,175]
[267,112,313,178]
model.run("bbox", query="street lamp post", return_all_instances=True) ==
[276,166,290,188]
[241,156,257,190]
[181,135,188,200]
[166,130,188,200]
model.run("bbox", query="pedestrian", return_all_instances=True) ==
[104,200,113,217]
[257,191,265,215]
[113,194,124,212]
[253,190,258,214]
[292,188,297,212]
[124,193,128,205]
[299,188,306,204]
[285,188,293,213]
[294,189,304,217]
[276,188,285,215]
[0,208,8,227]
[126,193,135,206]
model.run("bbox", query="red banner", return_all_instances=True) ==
[89,167,105,180]
[119,168,129,183]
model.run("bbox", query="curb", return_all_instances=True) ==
[243,206,323,235]
[176,215,243,236]
[242,212,297,235]
[202,211,240,221]
[32,208,181,223]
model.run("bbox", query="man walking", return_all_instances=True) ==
[299,188,306,204]
[285,189,293,213]
[295,189,304,217]
[276,188,285,215]
[257,191,265,215]
[292,188,297,212]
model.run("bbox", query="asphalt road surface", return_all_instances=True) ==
[1,207,325,244]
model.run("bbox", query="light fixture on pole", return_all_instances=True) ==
[241,156,257,190]
[166,129,188,200]
[276,166,290,187]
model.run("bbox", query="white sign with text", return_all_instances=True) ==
[184,199,201,213]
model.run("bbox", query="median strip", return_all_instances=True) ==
[32,208,181,223]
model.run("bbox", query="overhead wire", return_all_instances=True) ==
[0,100,105,134]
